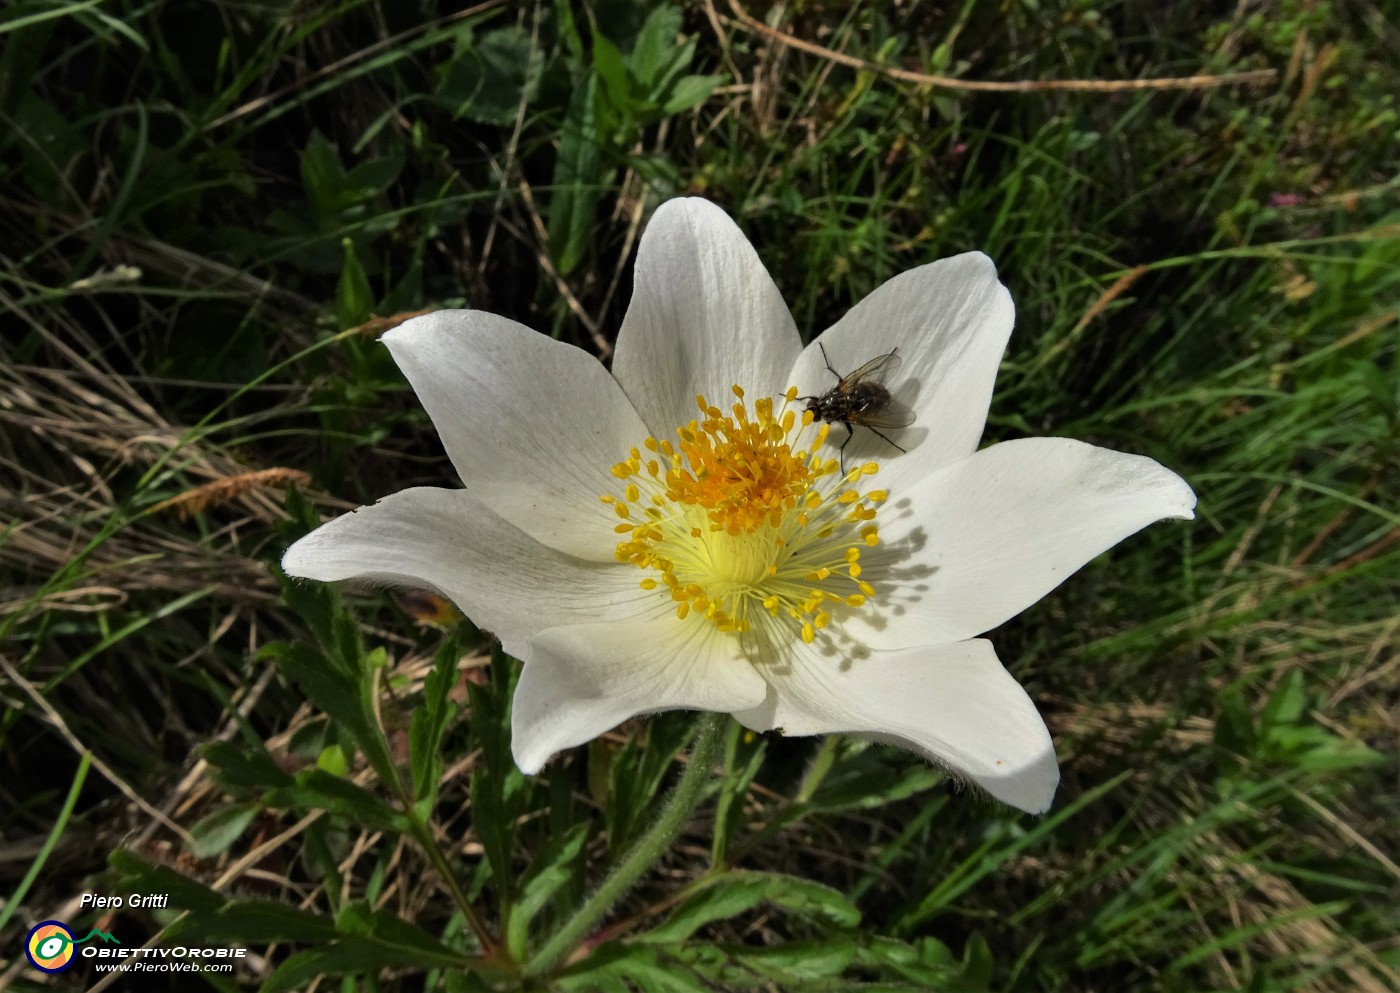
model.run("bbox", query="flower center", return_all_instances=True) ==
[602,386,886,645]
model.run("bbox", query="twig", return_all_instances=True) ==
[1032,265,1151,373]
[479,0,544,274]
[725,0,1277,93]
[512,178,611,357]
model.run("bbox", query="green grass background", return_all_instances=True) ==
[1,1,1396,990]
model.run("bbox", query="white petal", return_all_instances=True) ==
[382,311,649,561]
[612,199,803,434]
[511,619,768,773]
[849,437,1197,648]
[734,640,1058,813]
[792,253,1012,489]
[281,487,646,657]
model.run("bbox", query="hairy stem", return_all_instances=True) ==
[524,714,727,977]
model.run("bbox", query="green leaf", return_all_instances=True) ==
[264,642,364,741]
[109,850,226,913]
[466,658,528,905]
[729,938,858,982]
[259,939,469,993]
[763,873,862,928]
[166,900,341,944]
[274,565,340,652]
[264,638,399,790]
[960,932,995,990]
[553,0,583,57]
[267,639,354,704]
[1214,689,1256,769]
[332,603,365,674]
[660,74,723,115]
[855,935,960,986]
[592,32,633,115]
[336,236,374,329]
[646,36,699,106]
[303,820,346,914]
[188,802,260,858]
[1261,668,1308,730]
[643,876,767,944]
[409,637,460,803]
[1356,358,1398,422]
[805,745,943,812]
[268,768,409,833]
[557,943,709,993]
[255,903,471,991]
[628,5,683,86]
[299,130,345,222]
[317,743,349,776]
[343,152,403,199]
[546,73,606,276]
[355,646,402,787]
[202,741,295,791]
[334,901,464,962]
[644,871,860,944]
[434,27,541,126]
[505,823,588,959]
[606,711,695,854]
[712,724,765,865]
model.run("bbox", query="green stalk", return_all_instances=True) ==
[524,714,727,978]
[408,818,500,960]
[0,751,90,934]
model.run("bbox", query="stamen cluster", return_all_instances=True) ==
[602,386,888,644]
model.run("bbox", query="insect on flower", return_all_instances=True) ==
[282,198,1199,814]
[801,342,916,471]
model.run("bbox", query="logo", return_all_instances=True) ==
[25,921,119,973]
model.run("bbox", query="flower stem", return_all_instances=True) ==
[408,818,499,958]
[523,714,727,978]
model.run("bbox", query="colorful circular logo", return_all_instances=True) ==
[26,920,77,973]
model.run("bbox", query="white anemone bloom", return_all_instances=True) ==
[283,198,1195,814]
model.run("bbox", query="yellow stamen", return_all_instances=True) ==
[602,385,892,642]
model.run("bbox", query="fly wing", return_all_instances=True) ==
[861,396,916,430]
[841,350,902,387]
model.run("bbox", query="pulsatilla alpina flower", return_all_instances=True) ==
[283,198,1196,813]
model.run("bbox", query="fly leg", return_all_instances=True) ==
[867,427,907,456]
[837,421,854,475]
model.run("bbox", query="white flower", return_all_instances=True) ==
[283,198,1196,814]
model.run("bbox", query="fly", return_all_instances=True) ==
[800,343,915,472]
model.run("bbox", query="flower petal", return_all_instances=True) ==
[850,437,1197,648]
[792,252,1013,489]
[511,619,768,773]
[734,639,1058,813]
[612,199,803,435]
[281,487,646,657]
[383,311,649,561]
